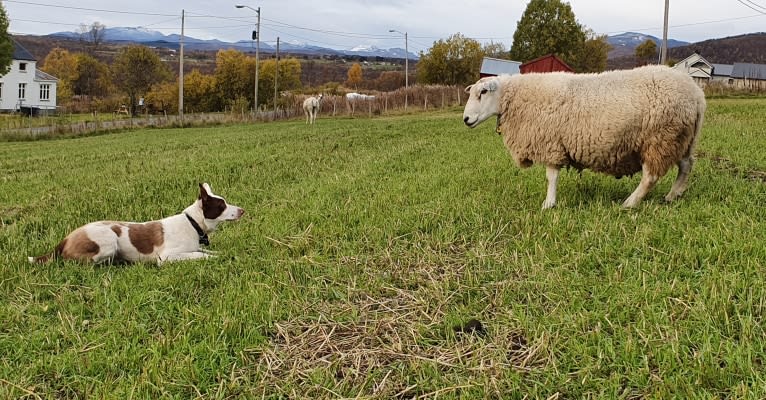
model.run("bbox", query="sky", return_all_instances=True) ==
[4,0,766,54]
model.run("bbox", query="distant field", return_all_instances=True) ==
[1,99,765,398]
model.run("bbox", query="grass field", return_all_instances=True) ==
[1,99,765,398]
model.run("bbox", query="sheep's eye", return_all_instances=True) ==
[480,89,488,95]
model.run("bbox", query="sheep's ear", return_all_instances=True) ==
[485,79,499,92]
[464,84,473,94]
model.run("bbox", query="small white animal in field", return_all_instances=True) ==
[463,65,706,209]
[345,92,375,114]
[28,183,244,264]
[303,94,324,124]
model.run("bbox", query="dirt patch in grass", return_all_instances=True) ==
[245,244,550,398]
[699,151,766,183]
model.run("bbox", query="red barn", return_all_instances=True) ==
[520,54,573,74]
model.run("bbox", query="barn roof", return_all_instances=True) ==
[519,54,573,73]
[12,39,36,61]
[480,57,521,76]
[712,63,733,77]
[731,63,766,81]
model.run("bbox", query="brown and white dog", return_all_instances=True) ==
[28,183,244,264]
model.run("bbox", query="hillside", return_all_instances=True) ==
[608,32,766,69]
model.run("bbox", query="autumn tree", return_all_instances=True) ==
[509,0,585,65]
[569,30,611,73]
[417,33,483,86]
[258,57,302,107]
[213,49,254,108]
[72,54,110,98]
[184,69,218,112]
[635,39,657,65]
[146,81,177,114]
[483,41,509,59]
[111,45,171,116]
[0,2,12,76]
[346,63,363,89]
[41,48,77,100]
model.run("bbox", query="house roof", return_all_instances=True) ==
[480,57,521,76]
[36,69,58,81]
[712,63,734,77]
[731,63,766,80]
[12,39,36,61]
[676,52,712,69]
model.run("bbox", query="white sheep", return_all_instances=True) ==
[303,94,324,124]
[463,65,706,209]
[346,92,376,115]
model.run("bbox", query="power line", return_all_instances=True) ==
[3,0,177,17]
[736,0,766,13]
[601,12,766,35]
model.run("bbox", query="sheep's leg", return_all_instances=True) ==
[542,165,560,209]
[623,164,659,208]
[665,156,694,202]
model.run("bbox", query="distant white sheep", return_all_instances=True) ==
[303,94,324,125]
[346,92,376,115]
[463,65,706,209]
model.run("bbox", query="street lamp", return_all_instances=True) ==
[236,4,260,115]
[389,29,408,109]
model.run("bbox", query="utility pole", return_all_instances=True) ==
[178,9,184,123]
[274,37,279,119]
[661,0,669,64]
[254,7,260,116]
[389,29,409,109]
[235,5,260,116]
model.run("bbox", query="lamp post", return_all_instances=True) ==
[389,29,408,109]
[235,4,260,115]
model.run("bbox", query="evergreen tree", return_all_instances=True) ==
[0,3,13,76]
[509,0,586,65]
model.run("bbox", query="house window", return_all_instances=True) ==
[40,84,50,101]
[18,83,26,99]
[728,78,734,85]
[19,62,27,72]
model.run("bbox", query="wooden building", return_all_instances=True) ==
[520,54,573,74]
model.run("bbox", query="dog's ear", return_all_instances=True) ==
[199,182,209,200]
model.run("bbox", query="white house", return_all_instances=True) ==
[673,52,766,90]
[671,52,712,85]
[0,39,58,114]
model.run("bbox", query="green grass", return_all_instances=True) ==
[1,99,765,398]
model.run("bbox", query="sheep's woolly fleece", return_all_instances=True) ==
[494,65,705,178]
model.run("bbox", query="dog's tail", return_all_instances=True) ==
[28,240,65,264]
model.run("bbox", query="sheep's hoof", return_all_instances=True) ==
[541,200,556,210]
[664,192,682,202]
[621,199,640,208]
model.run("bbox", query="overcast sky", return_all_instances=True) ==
[4,0,766,53]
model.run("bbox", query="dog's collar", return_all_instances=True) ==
[185,213,210,246]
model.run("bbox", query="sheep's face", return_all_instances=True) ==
[463,77,502,128]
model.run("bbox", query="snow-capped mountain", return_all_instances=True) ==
[49,27,420,60]
[607,32,689,49]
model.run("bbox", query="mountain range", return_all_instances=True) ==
[50,27,695,61]
[606,32,689,58]
[49,27,418,60]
